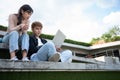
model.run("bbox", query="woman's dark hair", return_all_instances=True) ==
[17,4,33,25]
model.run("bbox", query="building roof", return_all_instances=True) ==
[90,41,120,50]
[63,41,120,50]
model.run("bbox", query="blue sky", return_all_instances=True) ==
[0,0,120,42]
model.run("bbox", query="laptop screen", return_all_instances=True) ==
[52,30,66,48]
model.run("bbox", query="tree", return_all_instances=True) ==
[90,38,101,44]
[101,25,120,42]
[90,25,120,44]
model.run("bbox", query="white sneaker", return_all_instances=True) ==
[48,52,60,62]
[10,56,18,61]
[22,57,29,61]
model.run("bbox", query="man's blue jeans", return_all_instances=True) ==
[31,42,72,62]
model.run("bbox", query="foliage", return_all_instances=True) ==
[27,31,54,40]
[0,25,7,31]
[28,31,91,46]
[40,34,54,40]
[65,39,91,46]
[101,25,120,42]
[90,38,101,44]
[90,25,120,44]
[112,36,120,41]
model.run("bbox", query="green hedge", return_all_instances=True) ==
[0,26,91,46]
[65,39,91,46]
[28,31,91,46]
[0,25,7,31]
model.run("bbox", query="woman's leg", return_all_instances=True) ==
[19,33,29,60]
[2,33,9,45]
[31,42,58,61]
[60,50,72,62]
[2,31,19,59]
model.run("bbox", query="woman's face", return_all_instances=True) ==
[22,10,32,20]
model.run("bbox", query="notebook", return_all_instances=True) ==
[52,30,66,48]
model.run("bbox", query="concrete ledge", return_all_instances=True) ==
[0,43,8,49]
[0,59,120,72]
[72,56,104,64]
[0,30,7,36]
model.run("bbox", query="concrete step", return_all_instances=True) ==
[0,59,120,72]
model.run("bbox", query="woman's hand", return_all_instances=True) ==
[21,24,29,30]
[20,20,30,33]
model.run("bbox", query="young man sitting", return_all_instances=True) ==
[28,21,72,62]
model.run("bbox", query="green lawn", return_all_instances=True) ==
[0,71,120,80]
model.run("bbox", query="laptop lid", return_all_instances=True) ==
[52,30,66,48]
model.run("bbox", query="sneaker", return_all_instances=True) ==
[48,52,60,62]
[10,56,18,61]
[22,57,29,61]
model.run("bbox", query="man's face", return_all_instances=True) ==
[32,26,42,37]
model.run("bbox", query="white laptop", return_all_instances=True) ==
[52,30,66,48]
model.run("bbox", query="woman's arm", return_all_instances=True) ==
[7,14,22,32]
[21,20,30,33]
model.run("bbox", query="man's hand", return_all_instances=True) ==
[56,47,62,52]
